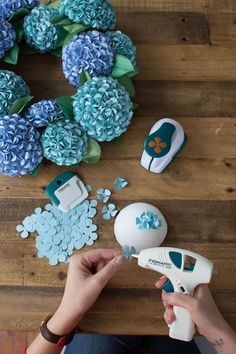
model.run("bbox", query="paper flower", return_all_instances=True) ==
[106,30,136,65]
[41,118,88,166]
[23,5,59,52]
[136,211,162,230]
[0,0,39,19]
[0,70,30,116]
[62,30,114,88]
[102,203,118,220]
[0,114,43,177]
[114,177,128,191]
[0,18,16,59]
[25,99,64,128]
[96,188,111,203]
[122,245,137,260]
[73,77,133,141]
[59,0,116,31]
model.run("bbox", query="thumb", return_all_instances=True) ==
[94,254,126,287]
[162,291,196,313]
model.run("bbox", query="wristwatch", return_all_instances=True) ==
[40,314,75,347]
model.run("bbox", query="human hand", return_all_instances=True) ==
[48,249,126,335]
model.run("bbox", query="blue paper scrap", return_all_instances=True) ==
[102,203,118,220]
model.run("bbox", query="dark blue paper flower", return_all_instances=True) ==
[0,18,16,59]
[25,99,64,128]
[106,30,136,65]
[0,0,39,19]
[41,118,88,166]
[73,77,133,141]
[23,5,59,52]
[62,30,114,88]
[59,0,116,31]
[0,70,30,116]
[0,114,43,177]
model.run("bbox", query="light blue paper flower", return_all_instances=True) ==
[122,245,137,260]
[41,118,88,166]
[102,203,118,220]
[106,30,136,65]
[136,211,162,230]
[59,0,116,31]
[73,77,133,141]
[0,70,30,116]
[25,99,64,128]
[62,30,114,88]
[23,5,59,52]
[0,0,39,19]
[0,18,16,59]
[96,188,111,203]
[114,177,128,191]
[0,114,43,176]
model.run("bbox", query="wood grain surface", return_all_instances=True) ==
[0,0,236,341]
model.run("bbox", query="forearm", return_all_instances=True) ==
[207,321,236,354]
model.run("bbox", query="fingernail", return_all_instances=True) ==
[160,276,166,279]
[115,254,126,266]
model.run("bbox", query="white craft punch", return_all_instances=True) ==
[141,118,187,173]
[45,171,88,213]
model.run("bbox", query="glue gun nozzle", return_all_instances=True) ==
[131,254,139,259]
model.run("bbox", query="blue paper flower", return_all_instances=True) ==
[102,203,118,220]
[122,245,137,260]
[0,0,39,19]
[62,30,114,88]
[0,18,16,59]
[0,70,30,116]
[73,77,133,141]
[25,99,64,128]
[136,211,162,230]
[114,177,128,191]
[41,118,88,166]
[23,5,59,52]
[0,114,43,177]
[96,188,111,203]
[106,30,136,65]
[59,0,116,31]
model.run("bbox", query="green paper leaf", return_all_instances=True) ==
[31,163,41,176]
[79,70,91,87]
[12,19,24,43]
[112,136,122,144]
[56,27,75,47]
[51,14,72,25]
[9,8,29,22]
[56,96,74,120]
[117,74,135,97]
[50,47,62,57]
[112,54,135,78]
[2,44,19,65]
[133,102,139,111]
[127,67,139,78]
[83,138,101,164]
[64,23,90,34]
[48,0,61,9]
[9,95,34,115]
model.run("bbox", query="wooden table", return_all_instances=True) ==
[0,0,236,335]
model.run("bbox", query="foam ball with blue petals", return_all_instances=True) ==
[106,30,136,66]
[73,76,133,142]
[41,119,88,166]
[59,0,116,31]
[0,70,30,116]
[0,18,16,59]
[23,5,59,52]
[0,114,43,177]
[25,99,64,128]
[0,0,39,19]
[62,30,114,88]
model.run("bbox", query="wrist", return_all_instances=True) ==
[205,318,233,343]
[47,306,82,336]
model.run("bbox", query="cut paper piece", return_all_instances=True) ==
[114,177,128,191]
[136,210,162,230]
[85,184,92,193]
[102,203,118,220]
[96,188,111,203]
[122,245,137,261]
[16,199,98,266]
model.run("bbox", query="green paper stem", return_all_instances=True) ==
[56,96,74,120]
[83,138,101,164]
[51,14,72,26]
[117,74,135,97]
[2,44,20,65]
[56,27,75,47]
[9,95,34,115]
[63,23,90,35]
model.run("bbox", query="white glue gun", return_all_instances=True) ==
[132,247,214,342]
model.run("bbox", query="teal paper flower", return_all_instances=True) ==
[106,30,136,65]
[41,118,88,166]
[59,0,116,31]
[136,211,162,230]
[0,18,16,59]
[73,77,133,141]
[0,70,30,116]
[23,5,59,52]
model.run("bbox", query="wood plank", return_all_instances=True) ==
[209,13,236,45]
[1,286,235,333]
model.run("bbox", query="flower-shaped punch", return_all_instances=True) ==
[102,204,118,220]
[148,137,167,154]
[96,188,111,203]
[136,211,162,230]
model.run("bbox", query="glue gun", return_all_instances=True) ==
[132,247,214,342]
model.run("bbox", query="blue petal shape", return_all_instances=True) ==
[114,177,128,191]
[96,188,111,203]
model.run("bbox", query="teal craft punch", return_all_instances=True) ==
[45,171,88,213]
[141,118,187,173]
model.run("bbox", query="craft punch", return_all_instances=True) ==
[141,118,187,173]
[45,171,88,213]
